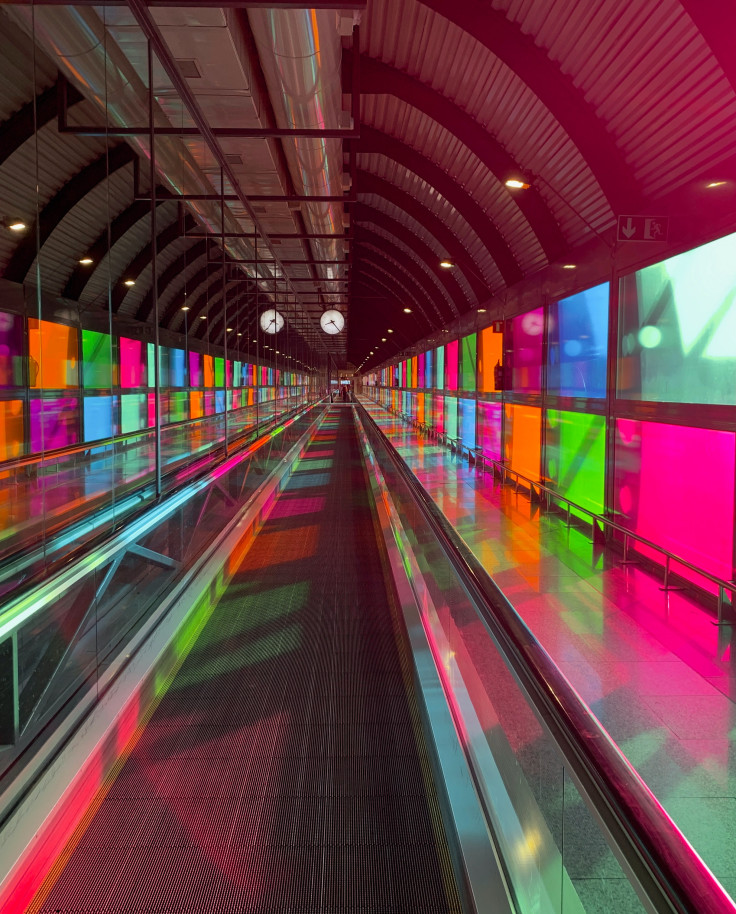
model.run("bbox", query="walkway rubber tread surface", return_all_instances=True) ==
[35,407,462,913]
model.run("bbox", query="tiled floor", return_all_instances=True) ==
[362,399,736,899]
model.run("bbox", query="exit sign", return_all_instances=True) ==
[617,215,669,242]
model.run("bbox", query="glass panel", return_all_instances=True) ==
[477,401,502,460]
[459,398,476,448]
[84,395,118,442]
[508,308,544,394]
[82,330,114,389]
[504,403,541,481]
[614,419,735,583]
[478,325,503,393]
[460,333,477,391]
[30,397,79,451]
[0,400,24,460]
[446,339,459,389]
[545,410,606,517]
[120,338,147,389]
[618,233,736,404]
[29,319,79,390]
[548,284,609,399]
[0,311,25,388]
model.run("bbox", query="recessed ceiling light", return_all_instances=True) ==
[5,219,26,232]
[237,332,242,336]
[200,315,207,319]
[181,306,190,311]
[403,308,411,313]
[505,178,530,190]
[388,329,394,333]
[478,308,487,313]
[79,257,93,265]
[381,337,387,342]
[706,180,727,188]
[562,263,576,269]
[439,259,455,269]
[124,279,135,286]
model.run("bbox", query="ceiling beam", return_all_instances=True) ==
[420,1,640,213]
[354,228,452,326]
[5,144,135,283]
[353,202,467,317]
[355,170,492,301]
[111,214,195,312]
[347,51,565,263]
[359,125,522,286]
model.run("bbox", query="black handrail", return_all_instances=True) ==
[357,400,735,914]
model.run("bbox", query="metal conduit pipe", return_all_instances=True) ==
[247,7,347,305]
[7,4,268,280]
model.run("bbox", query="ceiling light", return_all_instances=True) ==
[200,316,207,320]
[381,337,387,342]
[562,264,576,270]
[706,180,727,188]
[403,308,412,313]
[237,332,242,337]
[124,279,135,286]
[181,306,190,311]
[439,259,455,269]
[505,178,530,190]
[79,257,93,265]
[388,329,394,333]
[478,308,487,313]
[3,218,26,232]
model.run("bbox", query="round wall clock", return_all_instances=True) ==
[260,309,284,334]
[320,309,345,335]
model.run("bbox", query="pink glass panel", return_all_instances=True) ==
[510,307,544,393]
[446,340,459,390]
[477,401,502,460]
[120,338,145,388]
[30,398,79,451]
[614,419,735,584]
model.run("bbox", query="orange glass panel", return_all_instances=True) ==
[478,326,503,393]
[203,354,214,387]
[0,400,24,460]
[504,403,541,481]
[190,391,204,419]
[28,319,78,389]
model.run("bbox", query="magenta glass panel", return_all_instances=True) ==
[614,419,735,584]
[445,340,459,390]
[226,359,233,387]
[30,398,79,451]
[509,307,544,393]
[0,311,24,388]
[477,401,503,460]
[120,338,146,388]
[189,350,202,387]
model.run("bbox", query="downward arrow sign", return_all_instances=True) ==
[622,217,636,238]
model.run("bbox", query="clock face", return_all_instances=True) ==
[320,309,345,335]
[260,309,284,334]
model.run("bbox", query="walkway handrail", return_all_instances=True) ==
[358,400,736,914]
[381,400,735,621]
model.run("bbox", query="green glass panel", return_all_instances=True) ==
[460,333,477,391]
[546,409,606,518]
[435,346,445,388]
[214,357,225,387]
[81,330,113,389]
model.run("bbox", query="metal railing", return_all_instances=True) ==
[380,400,736,623]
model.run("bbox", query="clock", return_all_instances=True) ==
[260,309,284,334]
[320,309,345,335]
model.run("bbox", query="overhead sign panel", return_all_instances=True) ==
[617,215,669,242]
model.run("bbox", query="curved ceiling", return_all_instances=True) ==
[1,1,735,373]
